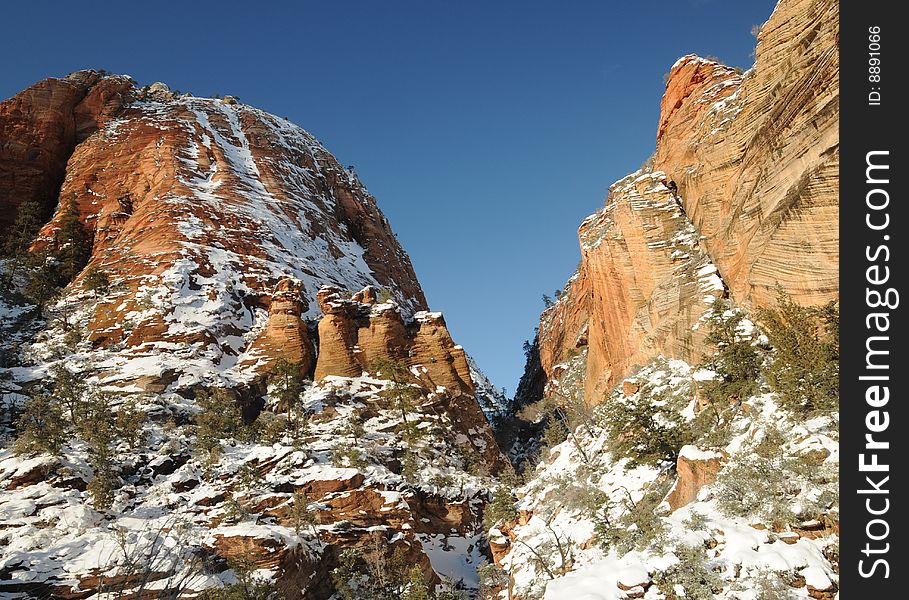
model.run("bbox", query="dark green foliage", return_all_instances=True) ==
[290,491,319,539]
[483,484,519,531]
[83,266,110,295]
[699,299,763,409]
[714,424,837,529]
[330,542,431,600]
[14,393,67,455]
[477,562,510,599]
[599,381,694,467]
[652,544,724,600]
[254,411,288,444]
[198,556,285,600]
[268,358,305,415]
[332,442,369,469]
[2,198,44,279]
[18,195,93,304]
[595,478,671,554]
[195,388,247,465]
[77,391,147,509]
[758,294,839,414]
[371,357,422,428]
[51,363,87,422]
[24,250,64,305]
[55,194,92,282]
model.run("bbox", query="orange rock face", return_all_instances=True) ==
[665,446,726,512]
[533,0,838,404]
[653,0,839,309]
[314,286,475,395]
[242,278,315,374]
[0,71,133,231]
[2,72,427,390]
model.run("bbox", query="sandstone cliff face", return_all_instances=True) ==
[1,72,427,390]
[532,0,838,403]
[653,0,839,309]
[0,72,133,231]
[538,172,724,402]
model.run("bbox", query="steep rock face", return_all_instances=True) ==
[0,71,133,231]
[653,0,839,309]
[314,286,474,396]
[532,0,838,403]
[2,72,427,390]
[539,172,724,402]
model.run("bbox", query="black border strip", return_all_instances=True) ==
[840,1,904,595]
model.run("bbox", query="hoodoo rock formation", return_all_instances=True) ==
[527,0,839,405]
[242,278,315,375]
[313,286,475,395]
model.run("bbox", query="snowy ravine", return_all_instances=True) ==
[487,359,840,600]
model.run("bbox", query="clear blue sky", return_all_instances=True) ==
[2,0,774,394]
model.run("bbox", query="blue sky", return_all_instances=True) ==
[2,0,774,393]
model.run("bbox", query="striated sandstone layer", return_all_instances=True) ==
[530,0,839,404]
[653,0,839,309]
[313,286,475,396]
[0,72,133,231]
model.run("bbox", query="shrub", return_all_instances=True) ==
[477,561,509,599]
[236,462,263,489]
[699,299,762,409]
[291,491,319,540]
[115,398,147,449]
[268,358,305,415]
[199,555,284,600]
[14,393,66,456]
[83,266,110,295]
[50,363,87,423]
[330,541,430,600]
[483,484,519,531]
[598,381,694,467]
[195,388,247,465]
[332,442,369,470]
[714,424,837,529]
[254,410,288,444]
[758,294,838,414]
[652,544,724,600]
[594,476,672,554]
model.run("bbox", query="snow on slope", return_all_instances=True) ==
[492,359,839,600]
[0,375,495,598]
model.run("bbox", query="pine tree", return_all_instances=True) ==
[2,198,44,279]
[269,358,304,415]
[83,266,110,295]
[54,194,91,282]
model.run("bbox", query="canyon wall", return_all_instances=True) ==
[530,0,839,404]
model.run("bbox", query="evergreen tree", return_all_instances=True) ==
[2,198,44,278]
[195,388,247,465]
[269,358,305,415]
[54,194,91,282]
[758,294,839,414]
[14,392,67,456]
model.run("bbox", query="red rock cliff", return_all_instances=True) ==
[1,73,428,390]
[532,0,839,404]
